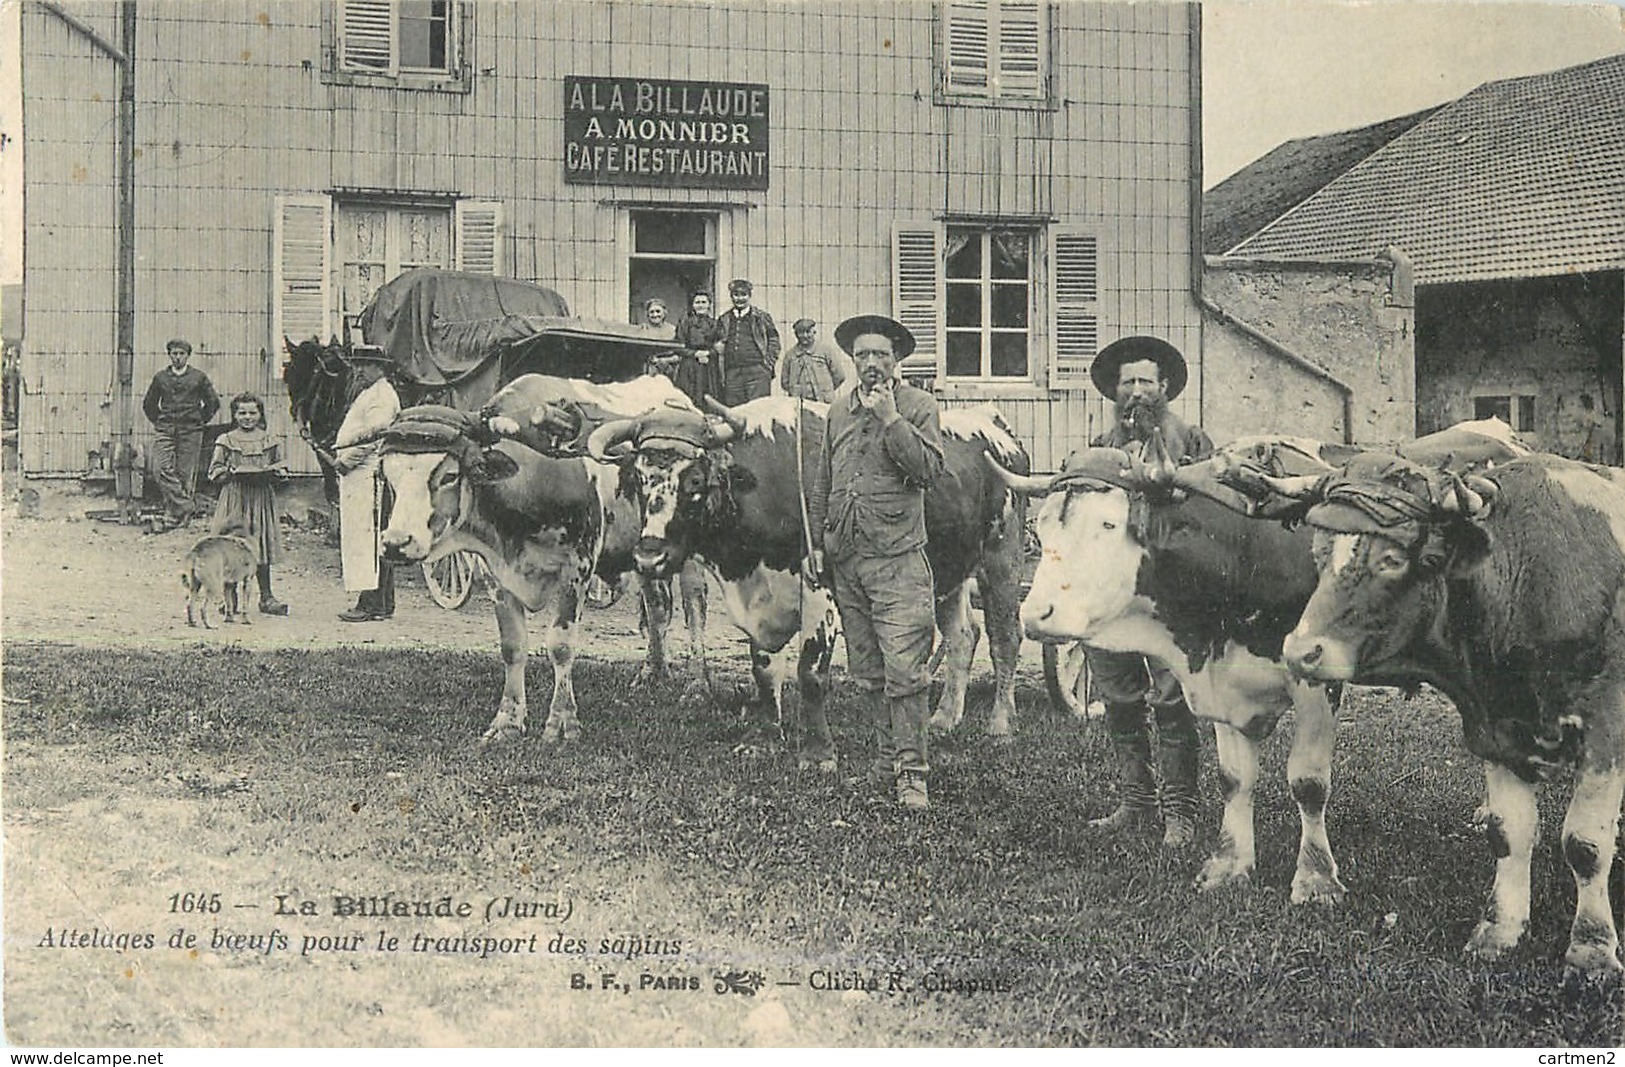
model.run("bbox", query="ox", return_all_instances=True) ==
[378,374,706,744]
[588,396,1029,768]
[993,423,1530,902]
[1250,450,1625,976]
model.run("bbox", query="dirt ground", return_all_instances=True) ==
[0,476,751,665]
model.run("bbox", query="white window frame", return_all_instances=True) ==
[939,0,1050,106]
[328,1,470,91]
[1472,393,1536,434]
[943,226,1035,382]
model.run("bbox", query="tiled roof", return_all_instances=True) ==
[1203,108,1439,255]
[1226,53,1625,284]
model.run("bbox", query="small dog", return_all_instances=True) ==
[181,531,257,628]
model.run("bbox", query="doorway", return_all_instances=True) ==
[628,210,718,326]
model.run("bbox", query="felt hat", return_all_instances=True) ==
[1090,335,1188,401]
[833,315,916,361]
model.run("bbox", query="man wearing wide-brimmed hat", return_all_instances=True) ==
[333,344,400,622]
[1077,336,1213,847]
[807,315,944,811]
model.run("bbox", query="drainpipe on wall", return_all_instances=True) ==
[1184,4,1355,445]
[40,0,135,515]
[114,1,136,521]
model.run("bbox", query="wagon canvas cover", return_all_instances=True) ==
[357,268,681,387]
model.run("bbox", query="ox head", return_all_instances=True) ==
[378,405,519,562]
[1274,453,1498,682]
[586,398,739,577]
[988,447,1156,642]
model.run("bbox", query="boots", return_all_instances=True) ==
[891,691,932,811]
[1089,706,1160,834]
[1158,733,1200,849]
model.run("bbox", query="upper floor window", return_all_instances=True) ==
[940,0,1048,105]
[329,1,468,90]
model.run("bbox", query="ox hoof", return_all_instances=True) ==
[1290,872,1348,906]
[1465,920,1526,961]
[1194,856,1252,893]
[480,723,526,748]
[797,755,839,775]
[634,663,674,687]
[1562,943,1624,981]
[927,711,962,734]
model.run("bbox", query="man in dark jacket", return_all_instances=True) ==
[1079,335,1212,848]
[717,278,780,405]
[807,315,944,810]
[142,338,219,529]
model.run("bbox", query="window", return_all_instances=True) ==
[944,228,1032,380]
[272,194,504,348]
[940,0,1048,104]
[336,203,453,333]
[1474,394,1536,433]
[330,1,466,89]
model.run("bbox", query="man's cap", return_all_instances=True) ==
[166,338,192,355]
[1090,335,1188,401]
[728,278,753,295]
[793,318,816,335]
[833,315,916,361]
[349,344,393,364]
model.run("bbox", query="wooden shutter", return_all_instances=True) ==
[272,194,332,348]
[995,0,1044,100]
[1051,230,1100,390]
[455,200,506,276]
[944,1,990,95]
[339,0,393,72]
[893,225,941,377]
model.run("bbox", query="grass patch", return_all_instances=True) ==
[3,645,1620,1047]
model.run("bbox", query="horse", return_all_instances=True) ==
[282,337,355,505]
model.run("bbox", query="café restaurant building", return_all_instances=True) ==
[14,0,1207,474]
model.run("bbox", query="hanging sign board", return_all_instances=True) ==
[563,76,770,191]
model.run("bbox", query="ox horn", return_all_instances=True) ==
[586,417,641,462]
[1256,473,1326,499]
[702,395,746,440]
[982,452,1054,496]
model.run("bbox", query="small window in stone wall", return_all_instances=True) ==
[1473,394,1536,433]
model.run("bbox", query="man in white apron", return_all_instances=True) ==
[333,346,401,622]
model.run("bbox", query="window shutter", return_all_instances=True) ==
[944,1,990,95]
[995,1,1043,99]
[893,225,941,377]
[272,194,332,349]
[339,0,393,72]
[1051,230,1100,390]
[455,200,506,276]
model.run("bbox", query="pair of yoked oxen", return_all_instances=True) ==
[370,364,1623,979]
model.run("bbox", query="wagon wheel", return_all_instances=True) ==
[423,550,484,610]
[1043,640,1101,720]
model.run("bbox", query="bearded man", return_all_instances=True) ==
[1076,336,1213,848]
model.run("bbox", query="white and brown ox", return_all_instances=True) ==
[588,396,1030,768]
[378,374,707,744]
[1244,446,1625,976]
[991,422,1530,904]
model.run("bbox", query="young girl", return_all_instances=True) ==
[208,393,290,615]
